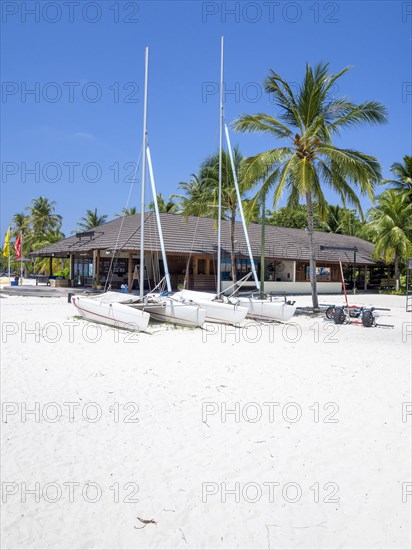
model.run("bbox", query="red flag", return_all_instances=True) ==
[14,233,22,259]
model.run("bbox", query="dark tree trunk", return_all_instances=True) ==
[230,208,237,284]
[305,191,319,309]
[394,254,400,292]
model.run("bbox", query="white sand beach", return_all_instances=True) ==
[1,293,411,549]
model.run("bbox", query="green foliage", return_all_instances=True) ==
[147,194,179,213]
[175,174,214,218]
[11,212,30,238]
[266,203,364,235]
[266,203,324,230]
[77,208,108,230]
[382,155,412,201]
[177,148,254,220]
[363,190,412,264]
[379,274,407,295]
[5,196,65,275]
[235,63,386,215]
[177,148,254,282]
[323,205,363,236]
[54,266,70,278]
[27,197,62,235]
[234,61,387,306]
[115,207,138,217]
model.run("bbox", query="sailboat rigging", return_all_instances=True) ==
[130,47,206,327]
[224,123,296,322]
[72,47,206,329]
[172,36,249,325]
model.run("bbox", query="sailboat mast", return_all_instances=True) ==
[139,47,149,298]
[260,193,266,297]
[217,36,224,296]
[224,124,260,289]
[146,146,172,292]
[20,231,23,281]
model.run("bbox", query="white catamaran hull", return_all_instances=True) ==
[237,296,296,323]
[72,292,150,331]
[173,289,248,325]
[134,294,206,327]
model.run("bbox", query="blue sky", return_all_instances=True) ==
[1,0,411,238]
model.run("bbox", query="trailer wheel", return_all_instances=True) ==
[362,310,374,327]
[334,307,346,324]
[325,306,335,320]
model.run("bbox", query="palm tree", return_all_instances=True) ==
[10,212,32,270]
[115,207,138,217]
[323,205,362,236]
[29,227,66,275]
[199,148,254,283]
[325,204,342,233]
[27,197,62,235]
[382,156,412,201]
[266,203,325,230]
[362,190,412,291]
[234,62,387,307]
[147,193,179,213]
[12,212,30,238]
[77,209,108,230]
[178,151,256,283]
[176,174,214,218]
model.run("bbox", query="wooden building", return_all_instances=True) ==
[31,212,380,294]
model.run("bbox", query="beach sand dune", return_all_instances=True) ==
[1,294,411,549]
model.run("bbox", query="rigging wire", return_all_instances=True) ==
[104,146,143,292]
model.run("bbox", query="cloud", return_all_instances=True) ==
[73,132,95,141]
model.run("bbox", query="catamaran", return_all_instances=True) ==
[72,292,150,331]
[73,48,206,330]
[185,38,296,324]
[224,123,297,323]
[131,49,206,328]
[172,288,248,325]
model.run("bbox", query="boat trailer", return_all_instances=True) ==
[322,260,394,328]
[324,304,394,328]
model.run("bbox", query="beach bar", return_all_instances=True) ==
[30,212,380,294]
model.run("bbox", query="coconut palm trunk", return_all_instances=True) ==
[394,254,400,292]
[234,62,387,309]
[362,190,412,294]
[305,191,319,308]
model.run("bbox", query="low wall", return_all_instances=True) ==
[221,281,342,295]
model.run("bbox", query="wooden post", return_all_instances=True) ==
[206,257,211,276]
[128,252,133,292]
[49,256,53,276]
[96,250,100,282]
[193,256,198,276]
[183,254,191,289]
[364,265,368,291]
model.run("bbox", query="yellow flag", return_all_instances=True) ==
[2,229,10,257]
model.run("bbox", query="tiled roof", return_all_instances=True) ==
[30,212,377,265]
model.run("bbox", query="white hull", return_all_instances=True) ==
[173,290,248,325]
[72,292,150,331]
[237,296,296,322]
[134,294,206,327]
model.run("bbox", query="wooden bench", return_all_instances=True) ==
[35,276,49,286]
[50,278,70,288]
[380,277,396,290]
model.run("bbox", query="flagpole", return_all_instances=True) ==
[8,226,11,283]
